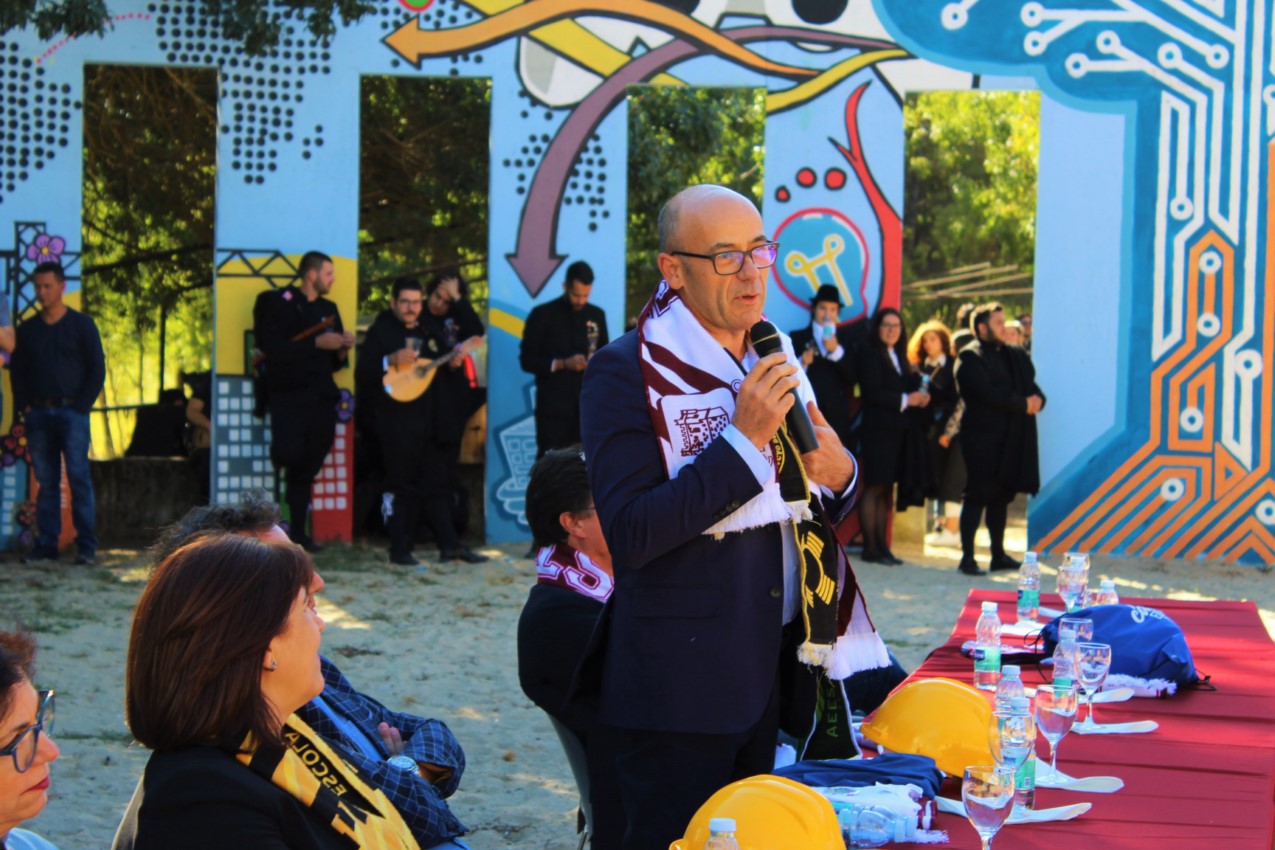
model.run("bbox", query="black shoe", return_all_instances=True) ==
[441,546,488,564]
[881,549,905,566]
[74,553,96,566]
[22,549,58,565]
[958,557,987,576]
[859,549,891,565]
[990,554,1021,572]
[523,544,538,559]
[389,553,420,567]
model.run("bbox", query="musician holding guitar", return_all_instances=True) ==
[252,250,354,551]
[356,274,487,566]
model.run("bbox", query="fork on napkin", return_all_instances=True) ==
[1073,719,1158,735]
[935,796,1092,824]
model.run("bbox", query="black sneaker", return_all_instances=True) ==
[441,546,488,564]
[389,553,420,567]
[958,558,987,576]
[22,549,58,565]
[74,553,96,566]
[990,554,1021,572]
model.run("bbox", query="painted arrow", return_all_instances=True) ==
[385,0,821,80]
[509,26,903,295]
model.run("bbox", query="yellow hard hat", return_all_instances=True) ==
[860,677,994,776]
[669,774,841,850]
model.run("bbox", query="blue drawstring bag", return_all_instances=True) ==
[1040,604,1205,691]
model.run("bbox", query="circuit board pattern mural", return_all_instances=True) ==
[878,1,1273,563]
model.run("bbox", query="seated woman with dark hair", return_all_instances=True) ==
[112,534,418,850]
[0,631,59,850]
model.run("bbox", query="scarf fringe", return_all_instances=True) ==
[824,630,894,681]
[1105,673,1178,697]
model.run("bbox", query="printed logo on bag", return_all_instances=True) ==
[1130,606,1167,624]
[675,407,730,456]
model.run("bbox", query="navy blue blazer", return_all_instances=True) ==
[579,330,853,736]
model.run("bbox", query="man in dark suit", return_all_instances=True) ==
[953,302,1046,575]
[520,260,609,457]
[789,283,861,449]
[252,250,354,550]
[579,185,877,850]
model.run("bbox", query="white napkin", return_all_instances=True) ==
[1073,720,1158,735]
[935,796,1092,824]
[1023,686,1134,702]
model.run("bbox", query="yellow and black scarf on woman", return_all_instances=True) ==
[237,713,419,850]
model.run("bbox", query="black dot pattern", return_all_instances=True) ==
[0,41,78,206]
[373,1,484,72]
[501,90,612,231]
[150,0,332,185]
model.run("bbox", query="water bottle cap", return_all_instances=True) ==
[709,818,736,833]
[1024,551,1037,563]
[1002,664,1021,678]
[981,601,998,613]
[1101,579,1116,588]
[1009,696,1030,710]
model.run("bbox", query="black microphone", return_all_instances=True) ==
[749,320,819,453]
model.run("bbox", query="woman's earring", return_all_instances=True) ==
[268,659,277,672]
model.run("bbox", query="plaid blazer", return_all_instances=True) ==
[296,657,467,845]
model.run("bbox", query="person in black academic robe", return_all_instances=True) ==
[789,283,862,450]
[953,303,1046,576]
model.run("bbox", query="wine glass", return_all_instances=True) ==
[1034,683,1078,777]
[962,766,1015,850]
[1060,617,1094,642]
[988,708,1035,772]
[1057,564,1086,613]
[1064,552,1091,604]
[1078,642,1113,729]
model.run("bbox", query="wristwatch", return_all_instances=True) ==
[387,755,418,773]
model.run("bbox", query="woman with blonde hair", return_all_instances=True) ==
[908,319,966,547]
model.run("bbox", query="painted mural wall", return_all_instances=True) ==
[0,0,1269,563]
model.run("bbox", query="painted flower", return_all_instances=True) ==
[336,389,354,423]
[25,234,65,263]
[14,501,35,529]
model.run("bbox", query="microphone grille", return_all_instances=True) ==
[749,320,782,355]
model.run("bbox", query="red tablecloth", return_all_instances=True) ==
[895,590,1275,848]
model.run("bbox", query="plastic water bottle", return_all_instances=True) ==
[994,665,1025,711]
[1016,552,1041,625]
[1011,696,1037,811]
[919,372,931,394]
[1052,627,1079,690]
[1096,579,1119,606]
[703,818,741,850]
[974,601,1002,691]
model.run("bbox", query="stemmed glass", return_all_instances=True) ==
[988,708,1035,773]
[1057,563,1087,613]
[1034,683,1078,776]
[1064,552,1091,605]
[1060,617,1094,642]
[1078,642,1113,729]
[962,766,1015,850]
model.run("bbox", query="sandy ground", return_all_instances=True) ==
[14,507,1274,849]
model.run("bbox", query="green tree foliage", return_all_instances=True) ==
[626,85,765,322]
[902,90,1038,332]
[358,77,490,315]
[82,65,216,455]
[2,0,374,55]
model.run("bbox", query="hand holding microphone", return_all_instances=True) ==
[735,321,819,453]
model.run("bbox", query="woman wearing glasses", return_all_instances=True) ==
[0,630,59,850]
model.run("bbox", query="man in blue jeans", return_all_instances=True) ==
[11,261,105,565]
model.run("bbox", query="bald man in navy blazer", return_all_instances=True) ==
[578,186,861,850]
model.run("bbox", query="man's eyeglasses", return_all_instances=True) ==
[0,690,54,774]
[669,242,780,276]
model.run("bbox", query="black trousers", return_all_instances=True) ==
[586,626,791,850]
[269,389,337,540]
[535,410,582,458]
[377,413,461,556]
